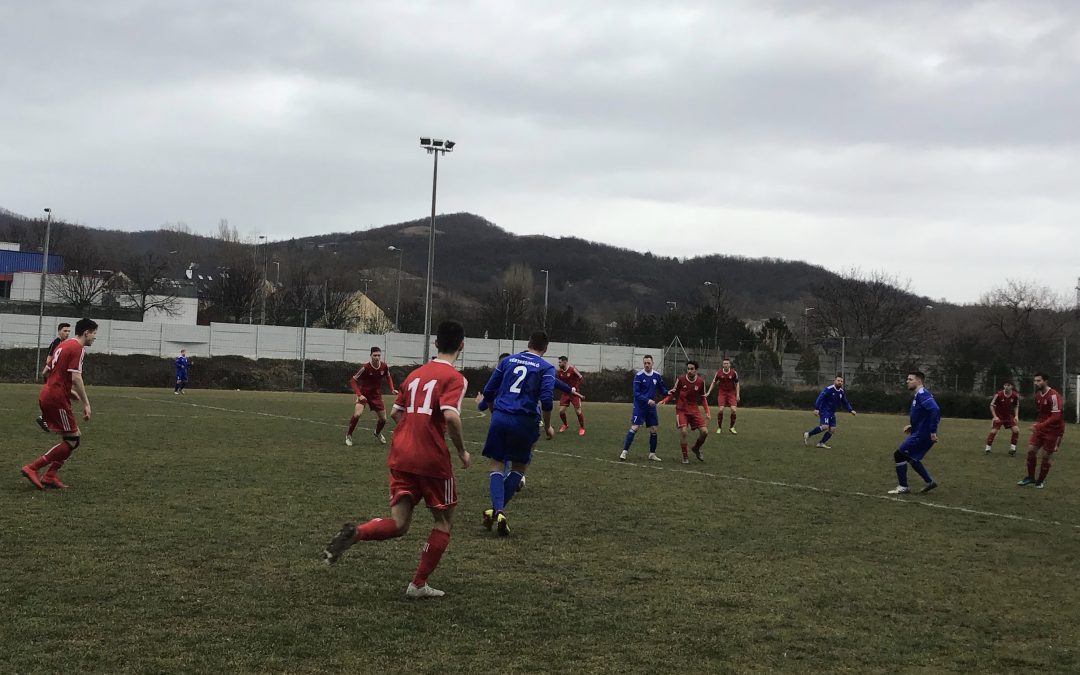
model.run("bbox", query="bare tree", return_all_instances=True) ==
[320,276,362,330]
[119,253,181,320]
[977,279,1068,369]
[216,218,240,243]
[49,271,109,315]
[212,256,261,323]
[809,269,929,364]
[479,264,534,338]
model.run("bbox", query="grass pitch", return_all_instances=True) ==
[2,384,1078,674]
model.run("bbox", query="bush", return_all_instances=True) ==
[0,349,1016,420]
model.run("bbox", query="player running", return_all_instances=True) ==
[888,371,941,495]
[477,331,556,536]
[346,346,398,446]
[556,356,586,436]
[21,318,98,490]
[174,349,190,394]
[984,381,1020,455]
[620,355,669,462]
[660,360,711,463]
[321,321,471,599]
[804,375,856,448]
[1017,373,1064,489]
[704,358,740,434]
[36,322,72,430]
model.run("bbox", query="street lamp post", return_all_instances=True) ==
[666,301,678,311]
[703,281,722,351]
[419,137,455,361]
[540,269,550,330]
[803,307,815,339]
[388,245,404,329]
[259,235,267,325]
[34,208,53,378]
[272,261,280,285]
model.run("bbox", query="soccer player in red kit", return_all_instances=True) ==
[984,380,1020,456]
[1017,373,1065,489]
[660,360,711,463]
[21,318,98,490]
[705,358,740,435]
[346,346,398,446]
[556,356,586,435]
[322,320,471,599]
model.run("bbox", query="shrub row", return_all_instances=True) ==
[0,348,1030,421]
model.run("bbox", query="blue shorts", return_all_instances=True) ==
[898,435,935,462]
[176,372,188,382]
[482,411,540,465]
[631,404,659,428]
[819,412,837,428]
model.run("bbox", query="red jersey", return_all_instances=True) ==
[351,360,395,396]
[388,359,467,479]
[712,368,739,393]
[669,374,707,412]
[556,365,584,390]
[991,390,1019,420]
[42,338,84,400]
[1033,387,1064,431]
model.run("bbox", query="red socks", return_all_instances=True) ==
[680,442,688,460]
[559,411,568,425]
[985,431,996,445]
[1010,431,1019,446]
[347,416,360,435]
[412,528,450,587]
[1038,457,1052,482]
[355,517,400,541]
[28,442,71,471]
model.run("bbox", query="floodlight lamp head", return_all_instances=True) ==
[420,137,432,146]
[43,207,52,213]
[444,140,455,151]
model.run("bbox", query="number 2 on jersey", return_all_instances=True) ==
[406,378,437,415]
[509,365,528,394]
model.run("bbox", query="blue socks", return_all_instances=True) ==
[489,471,506,511]
[503,471,524,505]
[895,461,908,488]
[820,431,833,444]
[909,460,933,484]
[807,427,823,437]
[649,433,658,453]
[623,430,636,450]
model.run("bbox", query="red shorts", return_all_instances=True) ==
[1029,427,1064,453]
[357,393,385,412]
[388,469,456,510]
[39,393,78,434]
[560,393,581,408]
[677,410,706,430]
[991,418,1017,430]
[716,392,737,408]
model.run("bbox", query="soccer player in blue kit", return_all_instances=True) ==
[619,355,668,462]
[888,371,941,495]
[804,375,856,448]
[477,331,556,536]
[174,349,190,394]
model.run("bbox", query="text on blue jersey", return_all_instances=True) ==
[633,369,668,406]
[480,352,556,416]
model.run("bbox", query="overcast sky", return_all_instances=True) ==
[3,0,1079,304]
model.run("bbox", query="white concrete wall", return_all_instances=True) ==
[0,312,663,372]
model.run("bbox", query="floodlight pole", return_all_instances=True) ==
[540,269,550,330]
[35,208,53,378]
[419,137,455,361]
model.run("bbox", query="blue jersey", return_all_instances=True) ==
[175,355,189,376]
[480,351,556,417]
[908,387,941,438]
[633,369,668,408]
[814,384,853,414]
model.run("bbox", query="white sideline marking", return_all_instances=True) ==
[120,394,1080,532]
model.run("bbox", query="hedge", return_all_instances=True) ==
[0,348,1040,421]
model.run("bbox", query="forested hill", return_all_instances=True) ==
[2,208,934,346]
